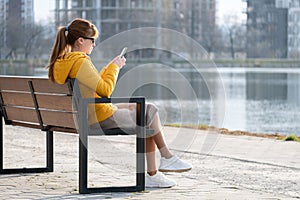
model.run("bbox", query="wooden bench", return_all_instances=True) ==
[0,75,148,194]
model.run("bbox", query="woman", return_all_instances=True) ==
[47,18,192,188]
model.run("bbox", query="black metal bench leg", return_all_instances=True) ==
[136,134,145,191]
[136,100,146,191]
[46,130,54,172]
[78,100,146,194]
[0,121,54,174]
[0,117,4,171]
[79,130,88,194]
[79,130,144,194]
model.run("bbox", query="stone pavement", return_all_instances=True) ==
[0,125,299,199]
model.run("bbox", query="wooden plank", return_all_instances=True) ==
[0,76,71,94]
[0,76,31,92]
[40,110,77,129]
[11,121,41,130]
[49,126,77,133]
[36,94,74,112]
[1,92,34,107]
[5,107,39,124]
[31,78,71,95]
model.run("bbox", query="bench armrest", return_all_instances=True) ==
[77,97,146,135]
[80,97,145,104]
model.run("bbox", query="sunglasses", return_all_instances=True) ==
[80,36,95,44]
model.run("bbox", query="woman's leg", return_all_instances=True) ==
[146,112,174,175]
[147,109,192,173]
[145,137,157,175]
[149,113,173,159]
[110,103,168,174]
[100,103,189,175]
[114,103,173,159]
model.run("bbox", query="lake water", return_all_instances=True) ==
[35,64,300,136]
[114,66,300,136]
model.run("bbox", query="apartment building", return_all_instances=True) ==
[0,0,34,59]
[286,0,300,58]
[245,0,288,58]
[54,0,216,58]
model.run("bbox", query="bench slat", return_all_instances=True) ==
[36,94,73,111]
[0,76,30,92]
[5,107,39,124]
[40,110,77,129]
[1,92,34,107]
[11,121,41,130]
[0,77,31,92]
[31,79,71,95]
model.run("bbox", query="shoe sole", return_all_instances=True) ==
[158,168,192,173]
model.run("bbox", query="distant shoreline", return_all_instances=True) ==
[165,124,300,141]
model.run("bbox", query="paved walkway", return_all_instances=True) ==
[0,125,299,199]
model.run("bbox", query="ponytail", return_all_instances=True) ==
[47,26,69,82]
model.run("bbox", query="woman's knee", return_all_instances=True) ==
[146,103,158,110]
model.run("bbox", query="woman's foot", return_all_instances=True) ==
[159,155,192,172]
[145,171,177,188]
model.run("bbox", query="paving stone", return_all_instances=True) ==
[0,126,299,199]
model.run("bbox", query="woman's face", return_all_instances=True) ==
[76,36,96,54]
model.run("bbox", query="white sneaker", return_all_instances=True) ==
[145,171,177,188]
[159,155,192,172]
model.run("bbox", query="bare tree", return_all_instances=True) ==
[5,17,24,59]
[222,13,246,59]
[30,23,56,60]
[23,24,47,59]
[4,19,55,60]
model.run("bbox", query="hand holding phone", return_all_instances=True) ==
[119,47,128,57]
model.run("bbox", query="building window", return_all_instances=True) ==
[277,0,283,8]
[267,12,273,22]
[102,0,116,7]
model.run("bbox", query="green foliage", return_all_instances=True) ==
[283,134,300,142]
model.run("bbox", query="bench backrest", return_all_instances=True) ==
[0,76,77,132]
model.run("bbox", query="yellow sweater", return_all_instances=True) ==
[53,52,119,124]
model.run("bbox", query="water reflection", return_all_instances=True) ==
[246,73,287,100]
[288,73,300,105]
[220,68,300,135]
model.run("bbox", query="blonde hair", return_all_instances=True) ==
[47,18,99,82]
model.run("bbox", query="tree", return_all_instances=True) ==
[5,17,24,59]
[221,13,246,59]
[23,24,47,59]
[4,19,55,60]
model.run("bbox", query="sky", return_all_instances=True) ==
[34,0,55,23]
[217,0,247,24]
[34,0,246,24]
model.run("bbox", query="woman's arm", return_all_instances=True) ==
[75,58,120,97]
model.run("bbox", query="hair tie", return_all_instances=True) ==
[65,25,69,37]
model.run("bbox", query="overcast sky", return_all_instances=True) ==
[34,0,246,24]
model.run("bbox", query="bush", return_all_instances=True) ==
[284,134,300,142]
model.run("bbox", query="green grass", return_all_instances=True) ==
[283,134,300,142]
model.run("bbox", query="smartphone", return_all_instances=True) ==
[119,47,128,57]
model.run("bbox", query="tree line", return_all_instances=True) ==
[0,14,246,60]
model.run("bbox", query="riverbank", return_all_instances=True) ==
[1,58,300,76]
[1,125,299,199]
[165,124,300,141]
